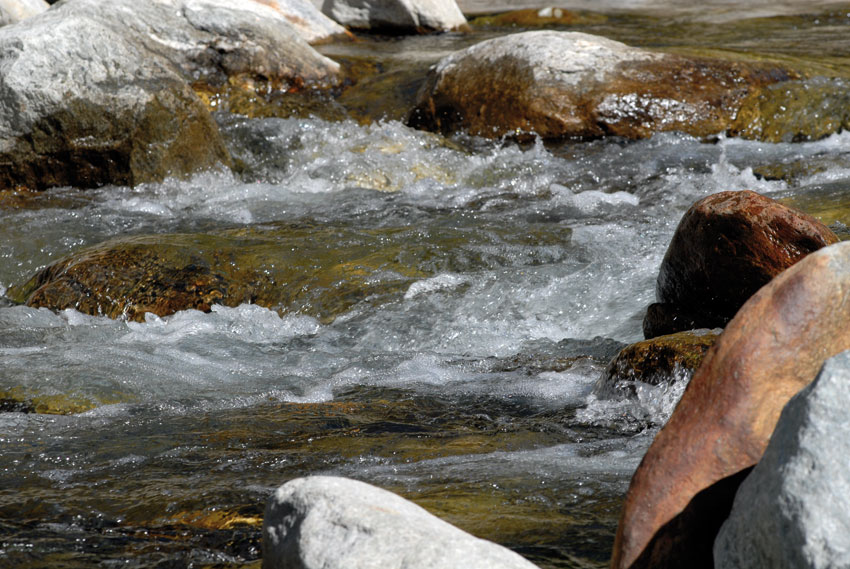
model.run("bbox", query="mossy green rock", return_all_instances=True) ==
[593,329,720,399]
[9,221,571,322]
[731,77,850,142]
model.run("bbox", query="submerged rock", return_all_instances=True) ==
[322,0,467,33]
[0,6,230,190]
[262,476,540,569]
[9,221,571,322]
[644,190,837,338]
[593,329,720,399]
[0,0,47,25]
[408,31,798,140]
[612,241,850,569]
[714,350,850,569]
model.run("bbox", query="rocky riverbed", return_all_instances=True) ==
[1,1,850,568]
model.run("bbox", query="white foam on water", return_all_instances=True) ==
[403,273,472,300]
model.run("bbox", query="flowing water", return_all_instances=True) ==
[2,6,850,569]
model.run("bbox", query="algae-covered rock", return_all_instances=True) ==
[9,221,571,322]
[730,77,850,143]
[408,31,798,141]
[594,329,720,399]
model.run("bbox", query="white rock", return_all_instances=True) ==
[322,0,466,32]
[0,2,230,188]
[262,476,541,569]
[713,350,850,569]
[431,31,658,90]
[191,0,347,44]
[0,0,47,26]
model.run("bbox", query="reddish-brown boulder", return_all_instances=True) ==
[644,190,837,338]
[612,241,850,569]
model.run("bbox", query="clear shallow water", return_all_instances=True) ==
[3,12,850,569]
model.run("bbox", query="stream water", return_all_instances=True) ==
[2,5,850,569]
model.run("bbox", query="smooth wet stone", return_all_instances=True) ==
[0,4,231,190]
[407,31,798,140]
[644,190,837,338]
[730,77,850,143]
[612,241,850,569]
[714,350,850,569]
[9,222,571,322]
[593,329,720,399]
[322,0,467,33]
[0,0,47,25]
[262,476,540,569]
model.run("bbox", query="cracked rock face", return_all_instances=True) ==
[408,30,798,140]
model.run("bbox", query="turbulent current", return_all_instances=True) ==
[3,7,850,568]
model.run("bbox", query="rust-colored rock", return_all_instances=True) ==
[612,240,850,569]
[644,190,837,338]
[408,31,798,141]
[593,329,720,399]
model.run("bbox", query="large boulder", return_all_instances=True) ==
[0,0,47,25]
[643,190,837,338]
[94,0,342,87]
[322,0,467,33]
[0,6,230,190]
[611,241,850,569]
[713,351,850,569]
[407,31,800,140]
[0,0,344,190]
[262,476,540,569]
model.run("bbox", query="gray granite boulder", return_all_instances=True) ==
[227,0,349,44]
[322,0,467,32]
[262,476,540,569]
[713,350,850,569]
[0,0,47,26]
[0,0,344,190]
[0,5,230,190]
[92,0,342,87]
